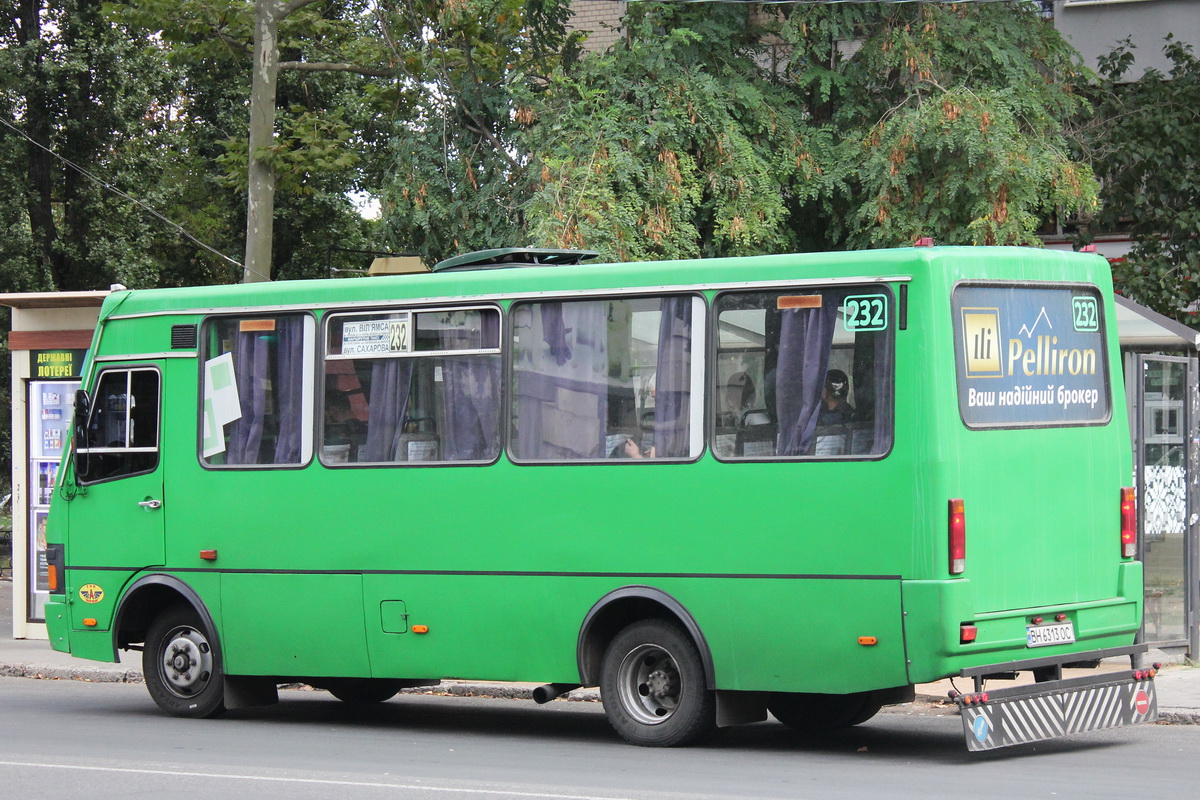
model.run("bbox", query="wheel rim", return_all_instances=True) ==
[158,624,214,699]
[616,642,683,725]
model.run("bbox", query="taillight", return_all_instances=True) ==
[949,498,966,574]
[1120,486,1137,558]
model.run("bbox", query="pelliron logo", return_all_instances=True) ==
[961,307,1003,378]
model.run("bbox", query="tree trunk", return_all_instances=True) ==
[243,0,283,283]
[17,0,64,288]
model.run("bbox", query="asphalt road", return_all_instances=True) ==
[1,677,1197,800]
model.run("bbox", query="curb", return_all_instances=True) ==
[0,662,143,683]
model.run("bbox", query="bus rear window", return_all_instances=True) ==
[952,284,1111,429]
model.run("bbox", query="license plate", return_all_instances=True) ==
[1026,621,1075,647]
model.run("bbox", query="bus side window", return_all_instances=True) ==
[321,306,502,465]
[510,295,703,462]
[712,288,894,460]
[200,315,314,467]
[78,368,160,483]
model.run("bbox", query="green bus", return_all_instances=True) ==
[44,245,1157,751]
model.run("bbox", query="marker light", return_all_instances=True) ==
[960,624,978,644]
[949,499,966,574]
[83,619,97,627]
[1120,487,1137,558]
[412,625,429,634]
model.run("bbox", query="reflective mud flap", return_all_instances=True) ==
[956,670,1158,752]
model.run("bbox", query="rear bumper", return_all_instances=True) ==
[953,645,1158,751]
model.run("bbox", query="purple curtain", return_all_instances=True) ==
[272,317,305,463]
[515,302,607,459]
[442,312,501,461]
[654,297,693,458]
[852,325,896,453]
[775,290,847,456]
[360,359,415,462]
[226,331,269,464]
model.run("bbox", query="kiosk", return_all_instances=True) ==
[2,291,106,639]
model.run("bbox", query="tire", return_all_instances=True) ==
[599,619,715,747]
[323,678,404,705]
[768,691,882,731]
[143,605,226,718]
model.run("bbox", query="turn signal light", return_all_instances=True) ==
[412,625,429,634]
[1120,487,1137,558]
[83,618,97,627]
[47,565,59,593]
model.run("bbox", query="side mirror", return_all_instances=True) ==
[73,389,91,477]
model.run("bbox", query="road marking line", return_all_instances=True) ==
[0,761,637,799]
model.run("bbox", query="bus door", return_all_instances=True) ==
[68,364,166,625]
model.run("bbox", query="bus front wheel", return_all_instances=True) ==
[143,605,226,718]
[599,619,715,747]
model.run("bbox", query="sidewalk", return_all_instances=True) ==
[3,579,1198,723]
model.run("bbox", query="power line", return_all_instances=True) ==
[0,115,255,278]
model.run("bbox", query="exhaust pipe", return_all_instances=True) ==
[532,683,581,704]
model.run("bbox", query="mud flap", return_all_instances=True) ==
[957,670,1158,752]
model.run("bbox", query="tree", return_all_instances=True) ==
[517,3,1097,261]
[782,2,1098,249]
[111,0,396,282]
[0,0,187,291]
[525,4,821,262]
[1085,37,1200,320]
[375,0,575,266]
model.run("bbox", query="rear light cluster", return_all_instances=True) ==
[949,498,966,575]
[1134,666,1159,681]
[949,689,989,705]
[1120,487,1137,558]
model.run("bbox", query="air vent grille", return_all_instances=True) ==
[171,324,197,350]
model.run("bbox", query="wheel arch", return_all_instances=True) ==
[113,573,222,667]
[577,586,716,689]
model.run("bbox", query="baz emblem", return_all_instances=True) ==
[79,584,104,604]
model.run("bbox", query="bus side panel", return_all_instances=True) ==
[705,577,908,694]
[359,575,908,694]
[220,573,373,678]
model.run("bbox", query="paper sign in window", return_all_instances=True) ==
[202,353,241,457]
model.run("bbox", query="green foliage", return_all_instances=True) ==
[376,0,574,265]
[1086,37,1200,320]
[513,3,1095,261]
[781,2,1097,248]
[525,5,822,262]
[1,0,191,290]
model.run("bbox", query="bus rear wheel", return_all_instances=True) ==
[600,619,715,747]
[322,678,404,704]
[143,605,226,719]
[768,691,881,731]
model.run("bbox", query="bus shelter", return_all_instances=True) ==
[1116,294,1200,660]
[2,291,106,639]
